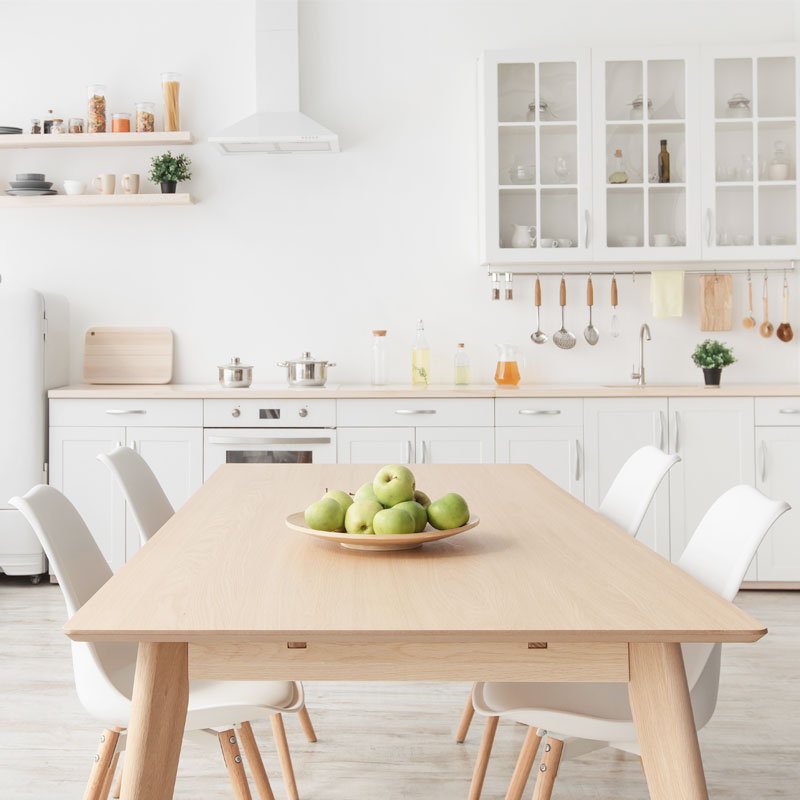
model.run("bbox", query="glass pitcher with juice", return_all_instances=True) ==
[494,344,522,386]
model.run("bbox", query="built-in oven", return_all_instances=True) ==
[203,398,336,480]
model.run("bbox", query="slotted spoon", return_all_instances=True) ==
[553,277,577,350]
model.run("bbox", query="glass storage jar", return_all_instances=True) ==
[50,118,66,134]
[135,101,155,132]
[111,112,131,132]
[769,140,790,181]
[371,330,387,385]
[87,84,107,133]
[161,72,181,131]
[30,118,41,134]
[68,117,84,133]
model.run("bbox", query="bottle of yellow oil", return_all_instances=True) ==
[412,319,430,385]
[454,343,470,386]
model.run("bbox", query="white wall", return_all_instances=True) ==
[0,0,798,386]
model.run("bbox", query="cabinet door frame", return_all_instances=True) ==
[479,47,593,266]
[495,425,584,500]
[592,45,702,262]
[415,426,495,464]
[700,43,800,260]
[336,427,415,465]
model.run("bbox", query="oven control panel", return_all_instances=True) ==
[204,399,335,428]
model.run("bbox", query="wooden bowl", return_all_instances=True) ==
[284,512,480,551]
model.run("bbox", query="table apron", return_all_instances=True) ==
[188,640,630,682]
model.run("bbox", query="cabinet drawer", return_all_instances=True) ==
[50,399,202,427]
[496,398,583,427]
[755,397,800,426]
[337,399,493,427]
[204,399,335,428]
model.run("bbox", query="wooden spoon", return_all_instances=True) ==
[777,278,794,342]
[742,274,756,329]
[760,275,774,338]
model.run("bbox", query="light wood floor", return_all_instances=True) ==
[0,576,797,798]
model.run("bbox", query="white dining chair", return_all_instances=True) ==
[10,484,311,800]
[469,484,789,800]
[456,445,680,752]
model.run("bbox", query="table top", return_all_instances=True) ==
[65,464,766,645]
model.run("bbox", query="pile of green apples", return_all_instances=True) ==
[304,465,470,535]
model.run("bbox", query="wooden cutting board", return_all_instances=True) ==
[699,274,733,331]
[84,327,173,384]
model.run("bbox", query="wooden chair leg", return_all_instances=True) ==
[111,753,123,798]
[297,706,317,743]
[83,727,122,800]
[531,737,563,800]
[468,715,499,800]
[238,722,276,800]
[505,726,542,800]
[270,713,300,800]
[456,683,477,743]
[218,728,253,800]
[100,751,120,799]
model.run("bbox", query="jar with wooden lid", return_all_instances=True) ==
[371,330,387,385]
[87,84,106,133]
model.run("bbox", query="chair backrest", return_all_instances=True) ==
[680,484,789,728]
[10,486,137,723]
[98,446,174,544]
[598,446,680,536]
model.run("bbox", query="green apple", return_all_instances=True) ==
[372,507,415,535]
[344,500,383,535]
[373,464,416,507]
[414,490,432,509]
[323,489,354,513]
[427,493,470,530]
[393,500,428,533]
[354,481,378,503]
[304,498,346,532]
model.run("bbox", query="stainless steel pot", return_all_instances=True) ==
[218,357,253,388]
[277,352,336,387]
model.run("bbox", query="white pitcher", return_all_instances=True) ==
[510,224,537,248]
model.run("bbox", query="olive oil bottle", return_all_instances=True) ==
[412,319,430,385]
[658,139,670,183]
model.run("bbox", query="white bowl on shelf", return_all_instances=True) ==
[63,180,86,195]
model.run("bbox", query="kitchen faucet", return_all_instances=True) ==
[631,323,652,386]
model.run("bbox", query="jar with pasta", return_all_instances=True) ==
[161,72,181,131]
[87,84,107,133]
[135,101,155,133]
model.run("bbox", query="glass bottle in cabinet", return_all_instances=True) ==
[769,140,790,181]
[411,320,430,385]
[609,149,628,183]
[454,344,470,386]
[371,330,387,386]
[658,140,670,182]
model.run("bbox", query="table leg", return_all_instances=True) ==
[628,642,708,800]
[119,642,189,800]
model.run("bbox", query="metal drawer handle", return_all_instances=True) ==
[519,409,561,416]
[394,409,437,415]
[779,408,800,414]
[105,409,147,415]
[207,436,331,445]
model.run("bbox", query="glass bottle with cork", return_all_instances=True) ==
[609,149,628,184]
[411,319,430,385]
[658,139,670,183]
[371,330,387,386]
[454,343,470,386]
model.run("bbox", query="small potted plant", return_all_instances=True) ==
[148,151,192,194]
[691,339,736,386]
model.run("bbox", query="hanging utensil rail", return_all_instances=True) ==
[489,264,795,279]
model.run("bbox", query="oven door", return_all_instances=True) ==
[204,428,336,480]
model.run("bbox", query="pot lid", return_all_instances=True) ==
[284,351,329,365]
[727,92,751,107]
[219,356,253,369]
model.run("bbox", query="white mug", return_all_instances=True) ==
[557,238,573,248]
[121,173,140,194]
[92,173,116,195]
[653,233,678,247]
[63,180,86,196]
[619,235,639,247]
[540,238,558,248]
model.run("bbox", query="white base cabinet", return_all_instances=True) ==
[416,427,494,464]
[337,428,415,464]
[583,399,670,558]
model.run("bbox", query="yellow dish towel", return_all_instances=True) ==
[650,270,685,318]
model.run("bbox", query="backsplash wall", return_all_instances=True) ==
[1,0,798,386]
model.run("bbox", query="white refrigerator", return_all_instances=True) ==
[0,284,67,580]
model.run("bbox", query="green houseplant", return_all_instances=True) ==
[691,339,736,386]
[148,151,192,194]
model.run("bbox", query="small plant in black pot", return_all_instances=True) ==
[691,339,736,386]
[149,151,192,194]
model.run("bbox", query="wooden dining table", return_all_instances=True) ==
[65,463,767,800]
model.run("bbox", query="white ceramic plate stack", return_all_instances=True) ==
[6,173,56,197]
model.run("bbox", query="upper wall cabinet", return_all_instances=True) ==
[478,43,800,266]
[591,47,702,261]
[479,49,593,265]
[701,44,800,259]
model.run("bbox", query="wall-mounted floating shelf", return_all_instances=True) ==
[0,193,194,208]
[0,131,193,149]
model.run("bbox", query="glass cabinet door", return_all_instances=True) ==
[592,47,701,261]
[702,45,799,259]
[480,48,592,264]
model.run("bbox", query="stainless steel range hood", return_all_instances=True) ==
[209,0,339,154]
